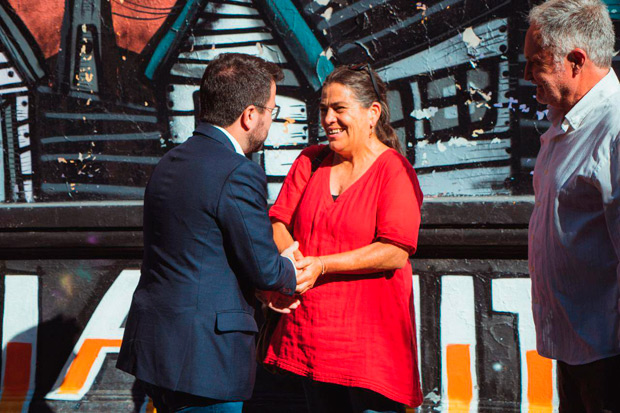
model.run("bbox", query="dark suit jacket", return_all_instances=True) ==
[117,123,296,401]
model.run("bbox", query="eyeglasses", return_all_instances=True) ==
[255,104,280,120]
[348,63,382,102]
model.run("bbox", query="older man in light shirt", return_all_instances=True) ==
[524,0,620,410]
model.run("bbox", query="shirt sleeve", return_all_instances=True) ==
[604,134,620,282]
[218,160,296,295]
[269,145,325,226]
[375,157,424,255]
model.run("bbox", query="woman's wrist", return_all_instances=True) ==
[318,257,327,275]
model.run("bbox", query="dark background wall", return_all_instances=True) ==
[0,0,619,411]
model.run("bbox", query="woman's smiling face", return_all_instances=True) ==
[320,82,374,155]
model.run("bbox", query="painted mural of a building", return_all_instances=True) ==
[0,0,619,412]
[2,0,615,202]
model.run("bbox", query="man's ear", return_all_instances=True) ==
[567,48,587,75]
[239,106,257,131]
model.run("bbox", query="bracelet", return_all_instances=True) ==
[318,257,327,275]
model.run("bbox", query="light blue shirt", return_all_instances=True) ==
[529,69,620,364]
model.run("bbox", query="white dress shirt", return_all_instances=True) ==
[529,69,620,364]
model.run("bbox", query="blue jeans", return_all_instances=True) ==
[140,380,242,413]
[303,379,406,413]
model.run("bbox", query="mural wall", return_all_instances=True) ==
[0,259,555,412]
[1,0,616,202]
[0,0,619,412]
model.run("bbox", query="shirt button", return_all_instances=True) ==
[544,169,548,175]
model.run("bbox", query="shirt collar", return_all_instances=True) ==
[553,69,620,132]
[211,124,245,156]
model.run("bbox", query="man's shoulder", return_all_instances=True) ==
[226,156,265,183]
[176,132,244,163]
[600,97,620,134]
[586,88,620,133]
[152,134,249,189]
[601,87,620,111]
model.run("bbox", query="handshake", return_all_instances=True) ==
[256,241,324,314]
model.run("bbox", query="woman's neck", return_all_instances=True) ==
[334,137,388,167]
[329,138,390,196]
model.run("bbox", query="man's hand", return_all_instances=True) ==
[281,241,305,279]
[256,290,301,314]
[281,241,304,263]
[295,256,323,294]
[293,248,304,261]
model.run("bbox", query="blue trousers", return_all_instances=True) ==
[303,379,406,413]
[139,380,242,413]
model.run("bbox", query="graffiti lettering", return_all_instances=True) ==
[46,270,139,401]
[0,275,38,411]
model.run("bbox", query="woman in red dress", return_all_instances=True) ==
[263,65,424,412]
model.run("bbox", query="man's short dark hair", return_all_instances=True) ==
[199,53,284,127]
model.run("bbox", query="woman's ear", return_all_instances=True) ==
[369,101,382,128]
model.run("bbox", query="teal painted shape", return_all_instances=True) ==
[145,0,204,80]
[262,0,334,90]
[603,0,620,19]
[0,4,46,83]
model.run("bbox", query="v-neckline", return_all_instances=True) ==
[326,148,392,203]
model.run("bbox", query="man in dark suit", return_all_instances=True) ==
[117,53,299,412]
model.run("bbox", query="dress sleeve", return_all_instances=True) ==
[375,155,424,255]
[269,145,324,226]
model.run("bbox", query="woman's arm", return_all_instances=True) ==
[295,241,409,294]
[257,221,302,312]
[271,219,306,262]
[271,219,296,253]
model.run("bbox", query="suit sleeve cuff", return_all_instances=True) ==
[280,256,297,295]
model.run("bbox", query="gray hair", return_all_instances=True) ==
[528,0,615,68]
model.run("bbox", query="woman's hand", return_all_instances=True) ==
[295,256,324,294]
[256,290,301,314]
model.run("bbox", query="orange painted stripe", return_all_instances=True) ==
[526,350,553,411]
[446,344,473,411]
[57,339,122,394]
[147,398,156,413]
[0,342,32,411]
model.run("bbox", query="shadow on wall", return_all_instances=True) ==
[0,316,79,412]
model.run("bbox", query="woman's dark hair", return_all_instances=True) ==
[323,64,402,153]
[199,53,284,127]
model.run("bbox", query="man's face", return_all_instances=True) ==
[247,82,276,153]
[524,26,574,111]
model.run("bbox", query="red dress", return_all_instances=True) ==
[265,145,424,406]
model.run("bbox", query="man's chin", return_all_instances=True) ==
[535,95,547,105]
[247,138,266,154]
[534,88,548,105]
